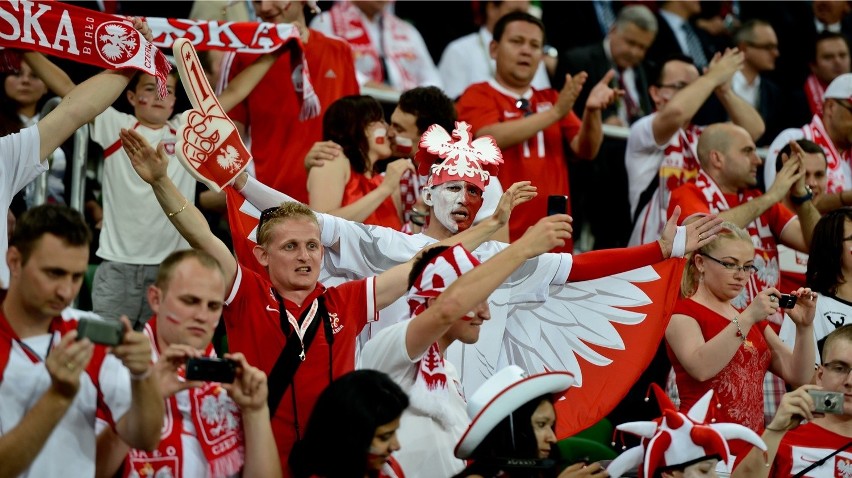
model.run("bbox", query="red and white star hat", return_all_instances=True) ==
[415,121,503,191]
[607,384,767,478]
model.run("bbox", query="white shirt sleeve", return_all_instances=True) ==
[437,39,472,100]
[359,321,418,381]
[2,125,45,198]
[473,176,504,224]
[97,354,132,425]
[625,114,666,216]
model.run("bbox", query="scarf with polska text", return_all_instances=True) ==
[0,0,172,97]
[124,319,245,478]
[146,17,319,120]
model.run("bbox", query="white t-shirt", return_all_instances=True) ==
[0,126,44,287]
[0,317,132,477]
[780,293,852,365]
[90,108,195,264]
[359,320,469,477]
[438,27,551,100]
[626,114,702,246]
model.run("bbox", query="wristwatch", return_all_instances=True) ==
[790,185,813,205]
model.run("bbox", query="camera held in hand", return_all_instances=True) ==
[808,390,844,414]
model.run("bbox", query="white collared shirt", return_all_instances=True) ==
[731,70,761,108]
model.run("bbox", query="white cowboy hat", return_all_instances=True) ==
[455,365,574,459]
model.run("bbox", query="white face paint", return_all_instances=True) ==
[424,181,478,234]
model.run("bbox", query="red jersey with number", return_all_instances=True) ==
[456,81,581,250]
[225,30,359,202]
[223,265,377,476]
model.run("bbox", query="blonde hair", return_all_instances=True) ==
[256,202,319,246]
[681,221,752,298]
[823,324,852,362]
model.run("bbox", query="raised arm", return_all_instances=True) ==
[403,215,571,359]
[216,52,278,113]
[765,288,817,387]
[569,70,620,159]
[35,17,152,160]
[651,49,743,145]
[22,51,75,98]
[120,128,237,286]
[372,181,539,309]
[718,156,803,228]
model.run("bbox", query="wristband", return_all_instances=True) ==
[167,199,189,218]
[671,225,686,258]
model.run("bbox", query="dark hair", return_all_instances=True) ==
[408,245,451,289]
[323,95,385,175]
[0,66,53,136]
[649,53,696,86]
[126,68,179,93]
[807,208,852,295]
[493,11,545,43]
[397,86,457,134]
[732,19,772,46]
[812,31,851,64]
[10,204,91,263]
[289,370,409,478]
[455,395,557,478]
[774,139,826,172]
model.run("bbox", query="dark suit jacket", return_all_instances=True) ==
[554,42,653,122]
[645,12,716,71]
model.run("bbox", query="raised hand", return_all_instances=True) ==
[516,214,573,256]
[585,69,623,111]
[767,385,820,431]
[741,287,782,327]
[768,152,805,202]
[382,158,417,189]
[786,287,818,328]
[706,48,744,91]
[659,206,724,258]
[45,331,95,400]
[121,128,168,185]
[555,72,588,117]
[491,181,538,226]
[558,461,609,478]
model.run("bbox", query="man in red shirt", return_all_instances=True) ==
[222,0,359,202]
[456,11,619,250]
[120,124,515,476]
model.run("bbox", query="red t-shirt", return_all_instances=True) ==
[343,169,402,230]
[667,298,771,461]
[226,30,359,202]
[456,82,581,250]
[771,422,852,477]
[223,265,377,475]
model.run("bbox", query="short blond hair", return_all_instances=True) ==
[256,202,319,246]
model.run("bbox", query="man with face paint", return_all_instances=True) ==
[24,49,281,329]
[236,120,724,395]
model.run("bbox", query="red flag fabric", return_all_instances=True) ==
[0,0,172,97]
[224,185,267,279]
[554,258,687,437]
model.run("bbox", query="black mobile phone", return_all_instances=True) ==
[185,357,237,383]
[547,195,568,216]
[778,294,797,309]
[77,318,123,346]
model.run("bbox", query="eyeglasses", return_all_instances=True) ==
[657,82,689,91]
[823,361,852,377]
[746,41,779,52]
[833,99,852,115]
[515,98,533,117]
[700,253,758,274]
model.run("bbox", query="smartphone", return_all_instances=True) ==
[547,195,568,216]
[185,357,237,383]
[77,318,123,346]
[778,294,797,309]
[808,390,845,414]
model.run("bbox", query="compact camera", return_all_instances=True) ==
[185,357,237,383]
[777,294,797,309]
[76,318,124,346]
[808,390,845,414]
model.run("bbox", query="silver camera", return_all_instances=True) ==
[808,390,845,414]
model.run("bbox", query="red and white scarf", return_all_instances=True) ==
[328,1,418,91]
[804,74,826,117]
[0,0,172,97]
[125,319,245,478]
[693,171,782,320]
[406,245,479,425]
[800,114,851,194]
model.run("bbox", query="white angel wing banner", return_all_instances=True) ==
[542,259,684,437]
